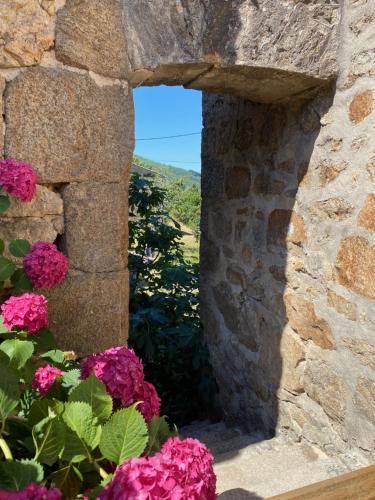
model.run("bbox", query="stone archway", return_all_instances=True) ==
[1,0,375,460]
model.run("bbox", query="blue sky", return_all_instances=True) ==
[134,86,202,173]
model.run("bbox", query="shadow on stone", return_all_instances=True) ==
[219,488,264,500]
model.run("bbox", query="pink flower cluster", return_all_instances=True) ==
[0,158,37,203]
[32,364,63,395]
[0,483,61,500]
[1,293,48,334]
[99,437,216,500]
[81,346,160,422]
[23,242,69,289]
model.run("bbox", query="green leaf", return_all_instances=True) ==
[0,356,20,424]
[10,269,33,291]
[0,256,16,281]
[99,406,148,465]
[49,465,82,499]
[0,459,43,491]
[62,369,81,392]
[0,339,34,370]
[33,414,65,466]
[61,423,89,463]
[62,402,101,450]
[41,349,65,366]
[0,195,10,214]
[146,416,174,455]
[9,239,31,258]
[0,316,9,334]
[28,399,64,428]
[0,239,4,255]
[69,375,113,424]
[32,328,56,353]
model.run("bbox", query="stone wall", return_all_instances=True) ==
[201,0,375,461]
[0,2,133,354]
[0,0,374,461]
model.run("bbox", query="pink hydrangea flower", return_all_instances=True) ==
[0,483,61,500]
[136,381,161,422]
[0,158,37,202]
[98,456,185,500]
[99,438,216,499]
[81,346,145,407]
[159,437,216,499]
[1,293,48,334]
[32,364,63,395]
[23,241,69,289]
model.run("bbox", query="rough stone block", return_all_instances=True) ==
[284,293,335,350]
[225,166,251,200]
[354,377,375,426]
[0,216,63,248]
[62,182,128,273]
[327,290,357,321]
[1,185,63,218]
[349,90,374,124]
[267,210,306,247]
[0,74,5,155]
[280,327,305,394]
[0,0,54,68]
[47,269,129,356]
[56,0,131,79]
[336,236,375,299]
[358,194,375,231]
[308,198,354,220]
[5,68,134,184]
[304,362,346,422]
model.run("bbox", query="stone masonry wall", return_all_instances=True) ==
[0,1,134,354]
[201,0,375,460]
[0,0,374,462]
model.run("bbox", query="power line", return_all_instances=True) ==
[154,160,201,164]
[136,132,201,141]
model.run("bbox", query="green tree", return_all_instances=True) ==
[128,174,217,425]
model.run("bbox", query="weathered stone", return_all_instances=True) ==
[0,216,63,246]
[367,156,375,183]
[62,182,127,273]
[354,377,375,425]
[308,198,354,220]
[5,68,134,184]
[267,210,306,247]
[280,327,305,394]
[349,49,375,84]
[304,362,346,422]
[319,161,347,186]
[0,0,54,68]
[56,0,131,79]
[47,270,128,356]
[269,265,286,284]
[327,290,357,321]
[358,194,375,231]
[343,338,375,371]
[124,0,339,102]
[226,264,247,289]
[213,281,258,352]
[349,90,374,124]
[1,185,63,218]
[284,293,335,350]
[241,245,252,263]
[225,166,251,200]
[336,236,375,299]
[0,74,5,155]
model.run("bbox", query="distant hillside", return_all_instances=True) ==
[133,155,201,189]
